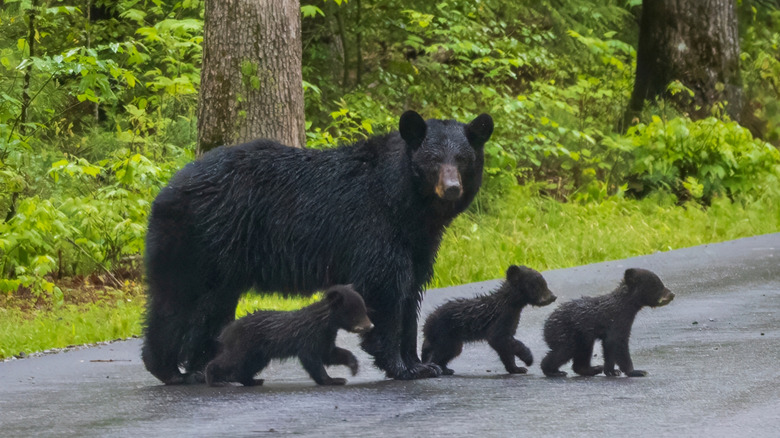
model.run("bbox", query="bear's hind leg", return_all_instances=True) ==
[571,341,602,377]
[236,357,269,387]
[178,289,242,376]
[142,296,190,384]
[429,337,463,376]
[541,347,572,377]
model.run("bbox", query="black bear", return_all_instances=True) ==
[421,265,557,375]
[540,268,675,377]
[142,110,494,384]
[205,285,373,386]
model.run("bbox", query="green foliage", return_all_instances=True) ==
[0,149,185,299]
[620,116,780,201]
[740,3,780,144]
[0,1,199,300]
[1,0,779,335]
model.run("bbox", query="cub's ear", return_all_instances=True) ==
[326,288,344,307]
[624,268,639,286]
[399,110,427,150]
[506,265,523,283]
[466,113,494,147]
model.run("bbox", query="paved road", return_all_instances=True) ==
[1,234,779,437]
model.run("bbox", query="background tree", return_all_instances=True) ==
[625,0,743,126]
[197,0,305,153]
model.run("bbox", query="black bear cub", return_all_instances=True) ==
[421,265,557,375]
[205,285,373,386]
[541,268,674,378]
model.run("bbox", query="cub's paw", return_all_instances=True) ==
[507,366,528,374]
[322,377,347,386]
[395,362,442,380]
[346,355,359,376]
[518,349,533,367]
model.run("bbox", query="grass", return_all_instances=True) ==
[0,291,319,360]
[0,297,144,359]
[2,186,779,360]
[431,185,780,287]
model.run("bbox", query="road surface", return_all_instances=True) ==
[1,234,778,437]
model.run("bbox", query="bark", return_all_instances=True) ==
[20,0,38,136]
[625,0,743,126]
[198,0,305,153]
[334,5,349,88]
[355,0,362,86]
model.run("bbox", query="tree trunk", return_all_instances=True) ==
[625,0,742,126]
[198,0,305,153]
[20,0,38,136]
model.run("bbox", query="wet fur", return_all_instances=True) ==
[205,285,372,386]
[421,265,557,375]
[541,268,674,377]
[142,111,494,383]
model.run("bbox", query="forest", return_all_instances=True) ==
[1,0,779,358]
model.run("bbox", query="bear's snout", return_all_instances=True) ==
[540,291,557,306]
[351,318,375,334]
[436,164,463,201]
[657,289,675,307]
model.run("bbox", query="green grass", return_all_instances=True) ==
[0,293,319,360]
[0,297,145,359]
[431,185,780,287]
[2,187,779,360]
[235,293,322,317]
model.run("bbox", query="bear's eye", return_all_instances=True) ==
[454,153,472,166]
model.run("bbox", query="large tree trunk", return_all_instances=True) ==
[625,0,742,126]
[198,0,305,153]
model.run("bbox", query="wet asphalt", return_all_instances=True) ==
[1,233,779,437]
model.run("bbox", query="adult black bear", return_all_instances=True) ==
[540,268,675,377]
[421,265,557,375]
[205,285,373,386]
[142,110,494,384]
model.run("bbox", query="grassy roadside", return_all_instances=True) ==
[431,185,780,286]
[2,187,779,360]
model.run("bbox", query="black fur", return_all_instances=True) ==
[541,268,675,377]
[205,285,373,386]
[421,265,557,375]
[142,111,494,383]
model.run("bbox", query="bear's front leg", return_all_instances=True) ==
[359,312,419,380]
[510,337,534,367]
[400,296,442,379]
[616,343,647,376]
[604,336,642,377]
[300,355,346,385]
[326,346,360,376]
[489,337,528,374]
[360,291,439,380]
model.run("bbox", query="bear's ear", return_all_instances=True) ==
[399,110,427,150]
[466,113,494,147]
[624,268,639,286]
[326,288,344,307]
[506,265,522,283]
